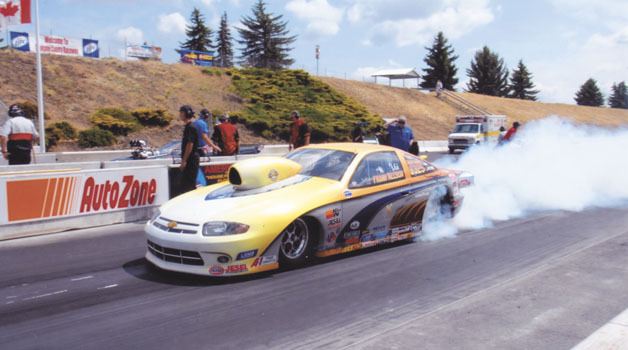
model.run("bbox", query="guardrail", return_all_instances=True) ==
[0,142,448,239]
[441,90,490,115]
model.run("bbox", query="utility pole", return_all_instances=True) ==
[34,0,45,153]
[315,45,320,76]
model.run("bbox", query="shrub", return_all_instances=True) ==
[16,100,49,120]
[45,121,77,148]
[132,108,172,127]
[78,128,116,148]
[90,108,138,136]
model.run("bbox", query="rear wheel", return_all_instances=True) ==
[448,147,455,154]
[279,218,316,268]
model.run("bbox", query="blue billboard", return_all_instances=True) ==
[177,49,214,67]
[82,39,99,58]
[10,31,30,52]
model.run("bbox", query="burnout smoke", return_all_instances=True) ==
[426,116,628,239]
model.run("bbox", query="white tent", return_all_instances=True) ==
[371,68,420,87]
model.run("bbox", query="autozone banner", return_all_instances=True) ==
[0,166,168,225]
[9,31,100,58]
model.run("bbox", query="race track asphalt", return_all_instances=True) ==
[2,153,628,349]
[2,207,628,349]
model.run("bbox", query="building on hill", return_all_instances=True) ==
[371,68,420,88]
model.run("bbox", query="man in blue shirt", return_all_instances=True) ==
[193,109,221,156]
[387,115,414,152]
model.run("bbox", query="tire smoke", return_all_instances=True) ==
[427,116,628,239]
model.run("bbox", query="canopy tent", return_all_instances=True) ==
[371,68,420,87]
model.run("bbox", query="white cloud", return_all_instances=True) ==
[532,25,628,103]
[347,0,494,47]
[116,26,144,45]
[285,0,344,37]
[550,0,628,25]
[158,12,188,34]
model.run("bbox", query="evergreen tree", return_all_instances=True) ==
[608,81,628,109]
[420,32,459,90]
[237,0,296,69]
[508,60,539,101]
[574,78,605,106]
[466,46,509,97]
[215,12,234,67]
[181,8,212,52]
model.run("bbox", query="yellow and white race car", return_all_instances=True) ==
[145,143,473,276]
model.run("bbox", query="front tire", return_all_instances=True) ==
[279,218,316,268]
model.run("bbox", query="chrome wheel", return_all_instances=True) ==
[280,218,309,260]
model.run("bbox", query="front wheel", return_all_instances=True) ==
[279,218,316,268]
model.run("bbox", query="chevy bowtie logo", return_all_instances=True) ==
[167,221,177,229]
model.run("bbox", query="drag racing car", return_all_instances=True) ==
[145,143,473,276]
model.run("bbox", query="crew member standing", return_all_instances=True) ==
[1,104,39,165]
[387,115,414,152]
[193,109,221,156]
[289,110,310,150]
[214,114,239,156]
[178,105,200,194]
[503,121,521,143]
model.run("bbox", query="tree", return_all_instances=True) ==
[574,78,605,106]
[215,12,234,68]
[608,81,628,109]
[466,46,509,97]
[420,32,459,90]
[508,60,539,101]
[237,0,296,69]
[181,8,212,52]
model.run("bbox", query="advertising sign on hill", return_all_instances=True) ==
[126,43,162,61]
[177,49,214,66]
[9,31,99,58]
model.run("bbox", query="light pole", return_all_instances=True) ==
[315,45,320,76]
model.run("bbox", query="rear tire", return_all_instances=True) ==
[279,218,317,268]
[448,147,455,154]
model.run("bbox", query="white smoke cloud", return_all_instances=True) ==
[425,116,628,239]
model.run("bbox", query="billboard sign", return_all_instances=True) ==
[126,43,162,60]
[177,49,214,66]
[9,31,99,58]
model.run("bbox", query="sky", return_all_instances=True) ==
[3,0,628,104]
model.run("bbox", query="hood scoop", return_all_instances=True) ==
[228,157,302,191]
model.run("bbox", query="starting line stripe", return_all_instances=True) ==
[571,307,628,350]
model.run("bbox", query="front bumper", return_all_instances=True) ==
[144,220,279,277]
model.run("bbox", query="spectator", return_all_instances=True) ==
[503,121,521,143]
[351,121,366,143]
[193,109,220,156]
[387,116,414,152]
[178,105,200,193]
[214,113,239,156]
[199,109,214,138]
[435,80,444,97]
[289,110,311,150]
[497,126,507,145]
[1,104,39,165]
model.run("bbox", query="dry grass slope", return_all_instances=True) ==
[323,77,628,139]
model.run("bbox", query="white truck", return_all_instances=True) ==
[448,115,507,154]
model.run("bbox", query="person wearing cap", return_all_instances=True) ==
[502,121,521,143]
[213,113,239,156]
[1,104,40,165]
[289,110,310,150]
[178,105,200,193]
[193,109,221,156]
[387,115,414,152]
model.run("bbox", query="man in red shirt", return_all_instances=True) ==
[214,114,239,156]
[289,111,310,150]
[503,121,521,143]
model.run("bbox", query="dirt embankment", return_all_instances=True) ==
[322,77,628,139]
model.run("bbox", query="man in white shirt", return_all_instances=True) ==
[1,104,40,165]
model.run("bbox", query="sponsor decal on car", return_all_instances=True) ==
[209,264,248,275]
[391,223,421,235]
[326,231,337,243]
[251,255,278,268]
[325,208,341,219]
[350,221,360,230]
[344,190,352,198]
[344,230,360,244]
[236,249,258,260]
[209,265,225,276]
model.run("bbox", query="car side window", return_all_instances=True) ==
[349,152,405,188]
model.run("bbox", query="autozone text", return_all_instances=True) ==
[80,176,157,213]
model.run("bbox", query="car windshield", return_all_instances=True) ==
[286,148,355,181]
[453,124,479,133]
